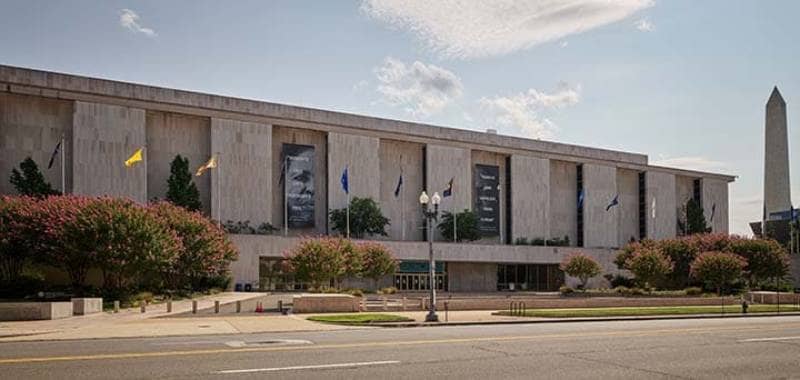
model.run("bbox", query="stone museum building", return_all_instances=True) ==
[0,65,735,292]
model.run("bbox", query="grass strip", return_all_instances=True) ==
[495,304,800,318]
[307,313,414,324]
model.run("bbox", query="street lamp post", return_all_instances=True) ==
[420,191,441,323]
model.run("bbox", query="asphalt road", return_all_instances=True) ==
[1,316,800,379]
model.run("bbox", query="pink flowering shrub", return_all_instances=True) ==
[560,252,601,290]
[690,251,747,295]
[149,202,237,290]
[284,237,396,290]
[0,195,238,295]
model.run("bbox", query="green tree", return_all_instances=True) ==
[166,155,201,212]
[690,251,746,296]
[559,252,601,290]
[9,157,60,198]
[329,197,390,239]
[437,209,480,242]
[359,242,398,289]
[682,199,710,235]
[625,247,673,290]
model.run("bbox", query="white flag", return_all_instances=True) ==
[651,197,657,219]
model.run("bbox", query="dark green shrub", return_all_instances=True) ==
[165,155,201,212]
[438,209,480,242]
[9,157,60,198]
[329,197,390,238]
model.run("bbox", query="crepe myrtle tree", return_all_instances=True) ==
[690,251,746,296]
[625,246,674,291]
[559,252,601,290]
[359,242,399,290]
[329,197,390,239]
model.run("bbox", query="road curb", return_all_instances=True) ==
[369,311,800,328]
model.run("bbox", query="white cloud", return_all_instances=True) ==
[635,18,655,32]
[119,9,156,37]
[479,82,580,139]
[361,0,654,59]
[560,41,569,48]
[373,57,463,117]
[650,156,729,173]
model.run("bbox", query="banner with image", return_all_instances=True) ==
[474,164,499,236]
[282,144,315,228]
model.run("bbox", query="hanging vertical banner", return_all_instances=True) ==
[474,164,499,236]
[282,144,315,228]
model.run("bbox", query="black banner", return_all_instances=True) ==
[474,164,499,236]
[282,144,315,228]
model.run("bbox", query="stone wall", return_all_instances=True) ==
[145,111,211,213]
[617,168,639,246]
[210,118,272,224]
[72,101,147,203]
[448,262,497,292]
[379,139,424,241]
[426,144,471,240]
[646,171,677,239]
[326,132,380,219]
[549,160,578,245]
[702,178,729,234]
[510,155,550,242]
[583,163,618,248]
[229,234,620,289]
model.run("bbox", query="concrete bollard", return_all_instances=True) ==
[166,300,172,313]
[382,297,388,311]
[214,300,220,314]
[113,300,120,313]
[192,300,198,314]
[236,300,241,313]
[140,302,146,313]
[402,297,407,311]
[278,300,283,313]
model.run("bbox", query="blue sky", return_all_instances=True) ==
[1,0,797,235]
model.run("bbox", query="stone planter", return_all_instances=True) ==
[0,302,73,321]
[71,298,103,315]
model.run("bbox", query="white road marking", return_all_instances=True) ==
[739,336,800,343]
[215,360,401,374]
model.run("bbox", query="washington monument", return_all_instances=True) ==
[763,86,792,220]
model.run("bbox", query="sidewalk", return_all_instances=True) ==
[0,292,360,342]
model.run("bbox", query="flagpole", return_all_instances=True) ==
[453,200,457,242]
[217,152,222,228]
[60,134,66,194]
[284,156,288,237]
[346,165,350,239]
[401,174,405,241]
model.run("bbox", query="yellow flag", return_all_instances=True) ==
[124,148,143,167]
[195,155,217,176]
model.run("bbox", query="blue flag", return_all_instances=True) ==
[47,140,61,169]
[605,194,619,211]
[340,166,349,194]
[394,173,403,197]
[443,177,453,197]
[577,190,584,209]
[710,203,716,222]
